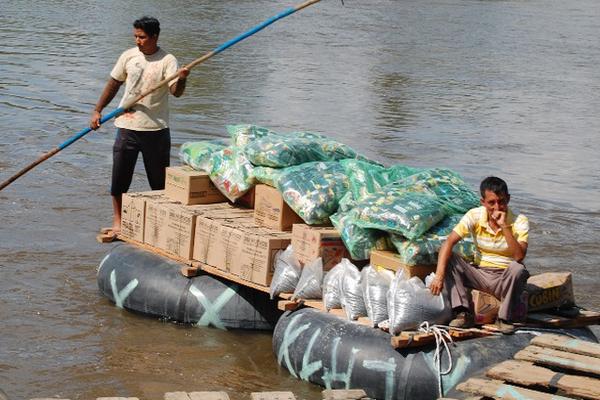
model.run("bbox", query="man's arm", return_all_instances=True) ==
[90,78,123,130]
[430,231,462,296]
[493,211,528,262]
[169,67,190,98]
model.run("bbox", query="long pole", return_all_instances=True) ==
[0,0,322,192]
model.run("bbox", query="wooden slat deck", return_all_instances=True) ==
[457,333,600,400]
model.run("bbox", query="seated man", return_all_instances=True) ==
[430,176,530,333]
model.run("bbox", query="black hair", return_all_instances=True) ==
[480,176,509,198]
[133,16,160,37]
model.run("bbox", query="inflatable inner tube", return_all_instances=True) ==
[273,307,597,400]
[97,244,282,330]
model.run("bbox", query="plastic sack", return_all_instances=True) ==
[252,166,283,188]
[353,186,446,240]
[292,258,323,300]
[322,262,345,311]
[245,136,361,168]
[387,270,452,335]
[269,245,302,300]
[179,139,229,171]
[330,209,388,260]
[396,168,479,214]
[207,147,256,202]
[390,214,478,265]
[277,161,349,225]
[340,159,420,201]
[227,124,279,148]
[361,266,394,327]
[338,259,368,320]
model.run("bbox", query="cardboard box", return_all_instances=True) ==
[253,184,304,231]
[472,290,500,325]
[238,227,292,286]
[164,165,226,205]
[206,221,245,275]
[369,250,436,281]
[143,195,177,248]
[526,272,575,312]
[121,190,165,242]
[291,224,350,270]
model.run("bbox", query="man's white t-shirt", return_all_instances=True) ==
[111,47,178,131]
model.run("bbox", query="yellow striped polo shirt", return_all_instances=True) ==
[453,206,529,269]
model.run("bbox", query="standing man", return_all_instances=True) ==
[90,16,189,238]
[430,176,530,334]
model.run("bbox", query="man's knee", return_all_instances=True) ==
[508,261,529,281]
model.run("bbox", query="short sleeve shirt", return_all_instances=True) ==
[111,47,178,131]
[453,206,529,269]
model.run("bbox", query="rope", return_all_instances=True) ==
[418,322,455,398]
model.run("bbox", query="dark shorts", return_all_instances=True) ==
[111,127,171,196]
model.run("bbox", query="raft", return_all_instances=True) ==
[272,307,597,400]
[97,244,281,330]
[97,244,598,399]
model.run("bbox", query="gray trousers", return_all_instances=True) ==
[444,254,530,322]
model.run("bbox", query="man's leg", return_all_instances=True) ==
[491,261,530,322]
[111,128,139,233]
[140,128,171,190]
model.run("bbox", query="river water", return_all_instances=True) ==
[1,0,599,399]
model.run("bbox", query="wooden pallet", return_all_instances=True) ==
[29,389,371,400]
[390,327,493,349]
[456,333,600,400]
[277,293,373,327]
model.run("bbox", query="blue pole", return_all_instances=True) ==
[0,0,322,191]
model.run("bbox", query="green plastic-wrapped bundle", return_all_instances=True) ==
[207,147,256,202]
[330,209,390,260]
[179,139,229,171]
[390,214,477,265]
[252,166,283,188]
[245,136,361,168]
[396,168,479,214]
[227,124,279,148]
[340,159,421,200]
[353,186,446,240]
[276,161,349,225]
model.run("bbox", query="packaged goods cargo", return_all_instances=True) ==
[338,259,367,320]
[292,257,323,300]
[369,250,436,281]
[269,245,302,299]
[526,272,575,312]
[179,139,229,171]
[208,147,256,202]
[254,184,304,231]
[164,166,227,205]
[291,224,350,270]
[121,190,166,242]
[362,265,394,327]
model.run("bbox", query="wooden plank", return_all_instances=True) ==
[193,261,271,294]
[391,328,492,349]
[321,389,369,399]
[456,378,574,400]
[527,311,600,328]
[164,393,191,400]
[515,345,600,376]
[250,392,296,400]
[487,359,600,400]
[180,265,200,278]
[118,236,194,266]
[188,392,230,400]
[531,334,600,359]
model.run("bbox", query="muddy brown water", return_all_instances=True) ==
[1,0,599,399]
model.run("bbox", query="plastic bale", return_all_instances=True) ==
[338,259,368,320]
[361,265,394,327]
[179,139,229,171]
[276,161,349,225]
[340,159,421,201]
[227,124,279,148]
[269,245,302,300]
[387,270,452,334]
[390,214,478,266]
[397,168,479,214]
[252,166,283,187]
[353,187,447,240]
[292,257,323,300]
[330,209,387,260]
[322,262,345,311]
[207,146,256,202]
